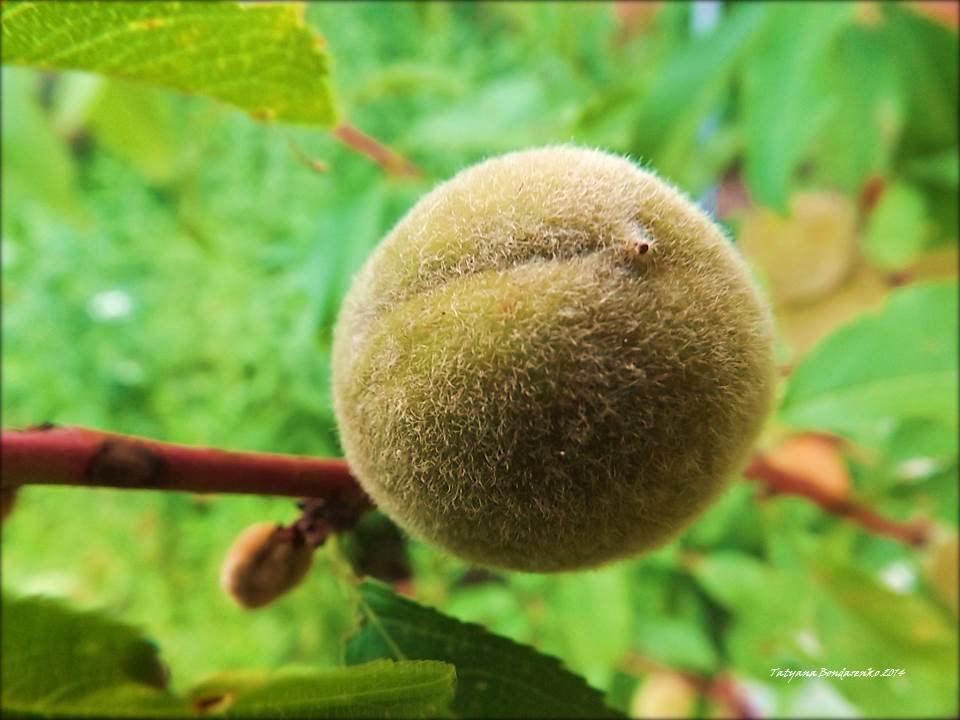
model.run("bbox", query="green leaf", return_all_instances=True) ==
[905,148,960,190]
[881,3,959,155]
[629,3,769,183]
[86,78,181,184]
[808,551,958,718]
[882,417,959,469]
[0,67,83,218]
[742,3,856,210]
[1,593,186,717]
[1,1,337,127]
[780,281,959,446]
[187,661,456,719]
[684,482,765,553]
[863,182,930,270]
[632,616,719,674]
[813,24,904,193]
[690,552,773,613]
[345,580,622,719]
[405,75,560,153]
[546,567,633,691]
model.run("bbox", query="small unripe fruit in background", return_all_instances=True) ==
[333,146,775,572]
[737,191,858,307]
[630,671,698,719]
[220,522,313,609]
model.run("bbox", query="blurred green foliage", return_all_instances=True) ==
[2,2,958,718]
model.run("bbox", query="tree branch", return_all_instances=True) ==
[744,453,933,547]
[3,425,932,548]
[1,425,368,505]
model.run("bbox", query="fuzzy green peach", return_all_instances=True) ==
[332,146,775,572]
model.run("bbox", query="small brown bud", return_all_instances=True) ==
[220,522,313,609]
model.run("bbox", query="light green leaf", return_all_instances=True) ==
[632,616,719,674]
[0,67,83,217]
[863,182,930,270]
[881,3,958,154]
[187,661,456,719]
[905,148,960,190]
[405,75,560,153]
[684,482,765,552]
[809,551,958,718]
[49,70,105,136]
[690,552,773,613]
[345,580,622,719]
[1,1,337,126]
[630,3,769,183]
[546,566,633,691]
[780,282,959,445]
[86,78,180,184]
[742,3,856,210]
[0,593,186,717]
[882,417,958,469]
[813,24,904,193]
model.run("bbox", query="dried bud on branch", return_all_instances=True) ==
[220,523,314,609]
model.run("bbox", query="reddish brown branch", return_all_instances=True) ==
[744,454,933,547]
[3,425,932,549]
[332,122,421,178]
[1,425,367,503]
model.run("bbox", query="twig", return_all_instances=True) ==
[3,425,932,548]
[332,122,421,178]
[744,454,933,547]
[1,425,366,502]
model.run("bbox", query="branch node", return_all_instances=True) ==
[87,440,166,488]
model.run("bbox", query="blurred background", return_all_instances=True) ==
[1,2,957,718]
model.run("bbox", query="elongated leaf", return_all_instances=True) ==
[780,282,959,444]
[691,552,774,613]
[812,24,904,193]
[1,594,186,717]
[809,551,959,718]
[630,3,769,182]
[187,661,455,719]
[881,3,959,155]
[405,75,558,153]
[863,182,930,270]
[1,1,336,126]
[905,148,960,190]
[632,616,719,674]
[345,580,622,719]
[86,78,180,184]
[0,67,82,216]
[742,3,855,210]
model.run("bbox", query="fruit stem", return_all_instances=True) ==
[744,454,933,547]
[332,122,421,177]
[1,424,367,503]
